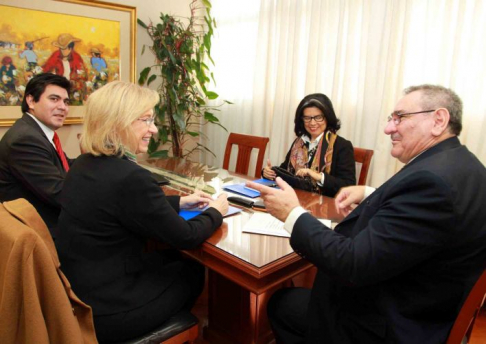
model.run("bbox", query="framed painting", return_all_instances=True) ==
[0,0,136,126]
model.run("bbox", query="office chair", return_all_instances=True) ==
[0,198,97,343]
[353,147,374,185]
[116,311,199,344]
[446,269,486,344]
[223,133,269,178]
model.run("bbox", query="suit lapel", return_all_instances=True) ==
[21,114,65,172]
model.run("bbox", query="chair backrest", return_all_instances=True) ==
[223,133,270,178]
[446,270,486,344]
[353,147,374,185]
[0,199,97,344]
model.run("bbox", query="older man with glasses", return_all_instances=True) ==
[248,84,486,344]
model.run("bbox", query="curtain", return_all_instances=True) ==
[201,0,486,187]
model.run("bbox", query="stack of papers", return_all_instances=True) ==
[242,213,333,238]
[242,212,290,237]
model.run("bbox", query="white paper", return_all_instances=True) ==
[242,212,290,238]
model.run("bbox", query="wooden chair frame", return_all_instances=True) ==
[353,147,374,185]
[223,133,269,178]
[447,270,486,344]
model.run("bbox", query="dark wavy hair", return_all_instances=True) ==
[21,73,71,113]
[294,93,341,137]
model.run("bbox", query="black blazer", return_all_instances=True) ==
[0,114,73,236]
[290,137,486,343]
[279,135,356,196]
[56,154,223,316]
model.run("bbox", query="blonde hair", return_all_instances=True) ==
[81,81,159,156]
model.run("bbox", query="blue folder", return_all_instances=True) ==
[223,183,260,198]
[179,206,242,220]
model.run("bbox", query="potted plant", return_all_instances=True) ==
[138,0,229,159]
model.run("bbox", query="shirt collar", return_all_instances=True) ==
[26,112,55,146]
[302,132,324,144]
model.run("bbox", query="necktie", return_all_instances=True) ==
[53,132,70,172]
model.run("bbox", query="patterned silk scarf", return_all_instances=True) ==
[288,131,337,175]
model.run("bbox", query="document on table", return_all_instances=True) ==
[242,212,290,237]
[242,212,333,238]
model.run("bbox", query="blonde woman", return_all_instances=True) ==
[56,81,228,342]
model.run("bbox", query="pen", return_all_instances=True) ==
[244,186,260,193]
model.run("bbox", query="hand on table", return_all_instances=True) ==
[334,185,367,217]
[180,190,213,209]
[208,194,229,216]
[246,177,300,222]
[262,159,276,180]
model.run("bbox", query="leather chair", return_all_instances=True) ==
[116,311,198,344]
[446,269,486,344]
[0,198,97,344]
[223,133,269,178]
[353,147,374,185]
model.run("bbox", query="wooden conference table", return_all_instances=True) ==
[139,158,343,344]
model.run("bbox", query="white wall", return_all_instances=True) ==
[0,0,192,158]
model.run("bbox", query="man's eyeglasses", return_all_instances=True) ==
[387,110,435,125]
[302,114,325,123]
[138,117,156,126]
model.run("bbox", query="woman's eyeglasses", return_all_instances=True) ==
[302,115,325,123]
[138,117,156,126]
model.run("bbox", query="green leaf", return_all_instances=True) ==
[201,0,212,9]
[138,67,151,85]
[187,131,199,137]
[167,50,177,64]
[204,111,219,122]
[147,74,157,86]
[207,54,215,66]
[149,150,169,159]
[224,100,234,105]
[173,111,186,131]
[141,45,146,56]
[196,96,206,105]
[159,126,169,143]
[137,18,148,29]
[205,91,219,100]
[148,137,159,153]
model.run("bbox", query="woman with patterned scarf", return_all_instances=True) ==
[263,93,356,196]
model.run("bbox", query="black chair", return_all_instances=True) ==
[116,311,199,344]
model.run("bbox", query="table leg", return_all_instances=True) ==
[203,270,281,344]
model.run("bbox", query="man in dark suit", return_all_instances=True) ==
[0,73,73,238]
[248,85,486,343]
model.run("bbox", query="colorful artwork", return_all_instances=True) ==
[0,5,120,106]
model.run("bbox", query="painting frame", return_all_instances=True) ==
[0,0,136,127]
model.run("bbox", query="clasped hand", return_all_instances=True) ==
[180,190,229,216]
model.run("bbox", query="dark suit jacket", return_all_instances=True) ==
[56,154,223,316]
[279,135,356,196]
[0,114,73,237]
[290,137,486,343]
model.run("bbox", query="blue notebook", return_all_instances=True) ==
[179,206,242,220]
[223,183,260,198]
